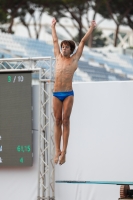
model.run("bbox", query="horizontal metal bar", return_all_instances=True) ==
[0,57,55,62]
[0,68,41,72]
[40,79,55,82]
[56,180,133,185]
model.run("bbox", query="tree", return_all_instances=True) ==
[0,0,29,33]
[121,2,133,30]
[93,0,133,47]
[18,3,45,39]
[38,0,89,42]
[92,29,107,47]
[0,0,52,38]
[43,0,104,46]
[0,0,132,46]
[0,8,9,32]
[73,28,107,47]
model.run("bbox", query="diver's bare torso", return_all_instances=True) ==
[54,53,78,92]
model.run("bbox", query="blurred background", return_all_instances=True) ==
[0,0,133,82]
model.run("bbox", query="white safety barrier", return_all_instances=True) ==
[56,81,133,200]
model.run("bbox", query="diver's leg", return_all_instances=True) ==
[59,95,74,165]
[53,96,63,164]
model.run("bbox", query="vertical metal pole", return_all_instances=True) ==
[47,64,51,199]
[49,57,52,199]
[43,79,46,200]
[37,69,41,200]
[49,57,55,200]
[46,57,54,200]
[38,67,46,200]
[44,80,49,200]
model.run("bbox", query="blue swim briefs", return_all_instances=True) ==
[53,90,74,101]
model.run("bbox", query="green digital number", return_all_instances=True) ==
[20,157,24,163]
[17,145,31,152]
[17,145,21,152]
[27,145,31,152]
[8,76,11,82]
[21,146,24,152]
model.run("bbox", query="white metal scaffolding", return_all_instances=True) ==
[0,57,55,200]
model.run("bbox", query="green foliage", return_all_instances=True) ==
[73,28,107,47]
[45,0,91,42]
[92,0,133,46]
[93,0,133,26]
[92,29,107,47]
[0,0,31,33]
[0,7,9,32]
[127,47,133,49]
[0,9,8,24]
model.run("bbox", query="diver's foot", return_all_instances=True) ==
[59,151,66,165]
[54,150,61,164]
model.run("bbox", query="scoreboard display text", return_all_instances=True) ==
[0,72,33,167]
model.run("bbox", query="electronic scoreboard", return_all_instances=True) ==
[0,72,33,166]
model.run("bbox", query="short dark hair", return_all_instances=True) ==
[60,40,76,54]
